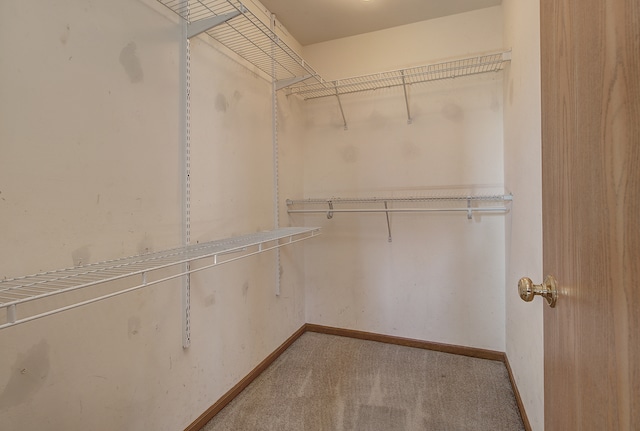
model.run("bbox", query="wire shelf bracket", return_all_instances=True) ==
[335,84,348,130]
[0,227,321,331]
[187,9,243,38]
[401,70,412,125]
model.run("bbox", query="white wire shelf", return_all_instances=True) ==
[288,194,513,205]
[157,0,321,87]
[287,194,511,242]
[287,51,512,100]
[0,227,320,329]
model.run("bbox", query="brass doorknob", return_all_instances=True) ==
[518,275,558,307]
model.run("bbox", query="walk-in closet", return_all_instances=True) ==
[1,1,546,429]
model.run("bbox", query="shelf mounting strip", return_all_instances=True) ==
[0,227,320,330]
[157,0,321,89]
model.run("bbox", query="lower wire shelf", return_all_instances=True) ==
[0,227,320,329]
[287,194,511,242]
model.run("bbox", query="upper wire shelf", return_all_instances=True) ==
[288,51,512,100]
[157,0,321,87]
[0,227,320,329]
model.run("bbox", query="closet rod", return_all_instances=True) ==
[286,194,512,240]
[287,208,509,214]
[287,194,513,205]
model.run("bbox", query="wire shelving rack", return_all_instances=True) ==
[287,51,511,100]
[157,0,321,88]
[0,227,320,329]
[287,194,512,242]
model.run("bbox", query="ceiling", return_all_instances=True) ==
[257,0,502,46]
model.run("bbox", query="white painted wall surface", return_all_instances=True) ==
[295,7,508,351]
[0,0,541,428]
[303,6,504,80]
[187,32,308,425]
[0,1,307,429]
[503,1,544,429]
[0,0,182,276]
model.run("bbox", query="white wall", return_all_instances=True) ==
[303,6,504,79]
[186,31,308,425]
[0,1,307,429]
[0,1,542,428]
[503,1,544,430]
[0,0,182,276]
[295,7,508,351]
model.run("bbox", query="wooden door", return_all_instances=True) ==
[540,0,639,429]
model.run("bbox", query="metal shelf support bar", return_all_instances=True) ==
[187,10,242,39]
[384,201,392,242]
[401,70,412,125]
[180,13,192,349]
[335,84,348,131]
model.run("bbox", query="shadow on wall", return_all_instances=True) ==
[0,340,50,410]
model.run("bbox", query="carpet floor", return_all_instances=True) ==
[203,332,525,431]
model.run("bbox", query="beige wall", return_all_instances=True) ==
[503,0,544,430]
[1,1,543,429]
[295,6,508,351]
[0,0,307,429]
[303,6,504,79]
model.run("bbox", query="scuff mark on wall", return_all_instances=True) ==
[340,145,359,164]
[119,42,144,83]
[72,245,91,267]
[60,24,71,45]
[402,141,421,159]
[368,109,389,130]
[128,316,141,338]
[215,93,229,112]
[203,293,216,307]
[441,102,464,122]
[137,234,153,255]
[0,340,50,410]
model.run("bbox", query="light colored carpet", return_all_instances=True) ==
[203,332,525,431]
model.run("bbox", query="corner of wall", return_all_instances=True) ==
[502,1,544,430]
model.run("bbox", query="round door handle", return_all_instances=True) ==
[518,275,558,307]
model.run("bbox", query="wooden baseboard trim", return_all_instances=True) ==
[305,323,505,362]
[187,323,530,431]
[504,354,532,431]
[184,324,307,431]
